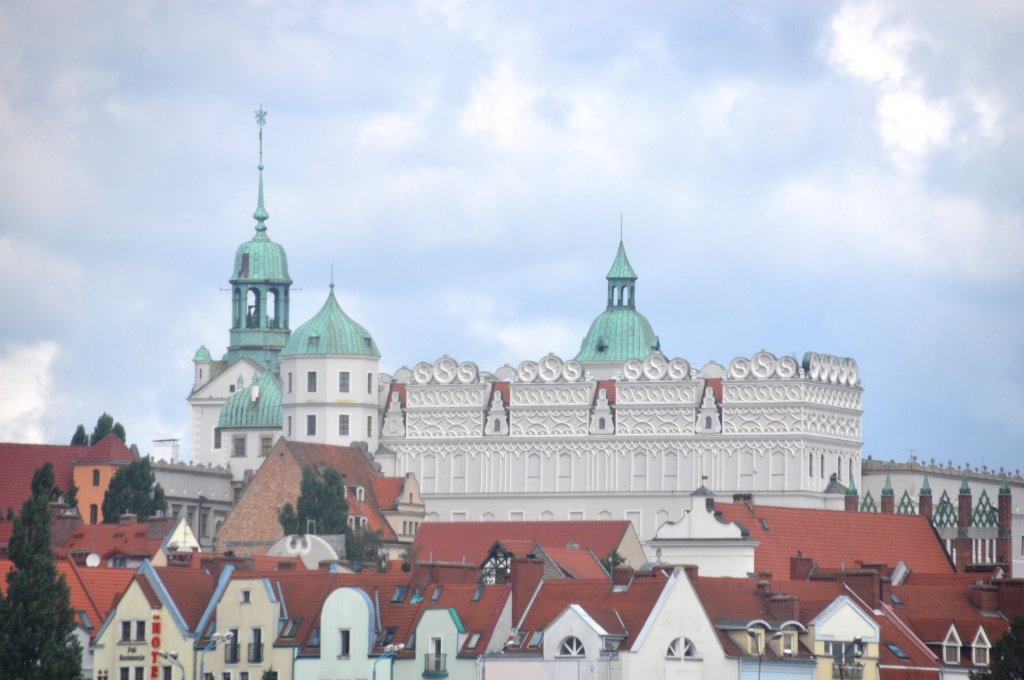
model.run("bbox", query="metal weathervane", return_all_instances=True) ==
[255,105,267,166]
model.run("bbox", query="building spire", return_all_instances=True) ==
[253,105,269,234]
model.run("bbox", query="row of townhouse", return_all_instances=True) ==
[90,547,1024,680]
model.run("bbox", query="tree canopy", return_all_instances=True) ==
[278,467,348,535]
[0,464,82,679]
[72,412,127,446]
[70,425,87,446]
[971,616,1024,679]
[101,457,167,522]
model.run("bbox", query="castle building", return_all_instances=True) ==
[189,116,864,542]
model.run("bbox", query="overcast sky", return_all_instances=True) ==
[1,1,1021,471]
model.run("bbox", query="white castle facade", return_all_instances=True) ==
[188,140,863,542]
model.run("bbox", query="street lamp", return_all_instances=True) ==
[746,628,784,680]
[156,650,185,680]
[199,631,234,680]
[372,643,405,680]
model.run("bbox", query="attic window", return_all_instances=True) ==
[308,335,320,349]
[596,337,607,353]
[391,586,409,603]
[364,336,372,347]
[281,618,302,638]
[513,630,527,646]
[886,644,910,660]
[377,628,397,646]
[759,518,770,531]
[430,586,443,601]
[309,627,321,648]
[472,585,484,602]
[528,631,543,648]
[467,633,481,649]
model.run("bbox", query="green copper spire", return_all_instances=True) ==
[960,473,971,495]
[846,477,858,497]
[253,106,269,234]
[1000,473,1011,495]
[606,240,638,281]
[920,473,931,496]
[881,474,894,496]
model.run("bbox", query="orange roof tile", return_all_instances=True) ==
[372,477,404,511]
[58,522,167,560]
[711,502,954,576]
[413,521,632,566]
[0,442,83,515]
[74,434,137,464]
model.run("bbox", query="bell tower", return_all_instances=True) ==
[224,107,292,372]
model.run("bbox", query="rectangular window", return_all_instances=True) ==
[120,621,132,642]
[120,668,130,680]
[339,371,350,393]
[199,509,208,538]
[339,414,349,436]
[239,674,249,680]
[260,436,272,456]
[367,415,373,437]
[367,372,373,394]
[221,673,231,680]
[134,668,144,680]
[92,469,100,486]
[287,372,293,393]
[307,371,317,393]
[287,416,292,437]
[391,585,409,603]
[339,629,351,658]
[241,589,251,604]
[306,415,316,436]
[214,429,222,449]
[431,586,443,601]
[232,436,246,457]
[162,667,172,680]
[248,628,263,663]
[134,620,145,641]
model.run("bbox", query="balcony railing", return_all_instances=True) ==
[423,653,448,678]
[832,662,864,679]
[248,642,263,664]
[224,644,240,664]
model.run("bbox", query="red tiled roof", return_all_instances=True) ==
[413,521,633,566]
[74,434,137,464]
[58,522,168,560]
[512,572,670,652]
[154,567,220,629]
[72,561,135,620]
[372,478,404,511]
[0,442,83,515]
[711,502,954,576]
[540,546,608,579]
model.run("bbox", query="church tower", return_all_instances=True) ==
[224,108,292,372]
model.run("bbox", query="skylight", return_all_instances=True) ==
[472,585,484,602]
[528,631,543,648]
[467,633,481,649]
[391,585,409,603]
[431,586,443,601]
[886,643,910,660]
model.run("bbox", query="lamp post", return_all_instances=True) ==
[156,650,185,680]
[746,628,784,680]
[199,631,234,680]
[372,643,405,680]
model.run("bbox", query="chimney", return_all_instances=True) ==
[998,480,1013,576]
[955,475,973,571]
[510,557,545,623]
[790,554,814,581]
[880,475,895,514]
[838,570,881,610]
[969,584,999,612]
[767,594,800,622]
[845,492,859,512]
[919,475,933,520]
[119,513,138,524]
[997,579,1024,619]
[612,565,634,588]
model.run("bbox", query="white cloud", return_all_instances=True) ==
[0,341,61,443]
[827,0,915,85]
[876,89,951,160]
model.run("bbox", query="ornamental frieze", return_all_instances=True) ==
[406,384,490,409]
[616,383,699,405]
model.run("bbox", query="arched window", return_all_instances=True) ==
[666,637,696,658]
[599,417,606,429]
[92,469,100,486]
[559,636,585,657]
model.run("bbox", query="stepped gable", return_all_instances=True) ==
[412,520,632,566]
[509,571,671,653]
[712,502,954,576]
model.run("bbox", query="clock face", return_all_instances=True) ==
[517,360,539,383]
[433,356,458,384]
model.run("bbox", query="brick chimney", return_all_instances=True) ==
[510,557,545,623]
[837,570,881,610]
[612,565,634,588]
[119,513,138,524]
[880,475,895,514]
[996,579,1024,619]
[970,583,999,612]
[918,475,933,520]
[790,554,814,581]
[955,475,973,571]
[767,594,800,622]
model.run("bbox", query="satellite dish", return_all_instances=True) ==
[85,553,101,568]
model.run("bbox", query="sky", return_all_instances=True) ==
[0,1,1021,471]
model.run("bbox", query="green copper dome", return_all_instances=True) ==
[576,240,660,362]
[230,167,291,284]
[193,345,211,361]
[281,287,380,358]
[218,371,282,429]
[577,308,660,362]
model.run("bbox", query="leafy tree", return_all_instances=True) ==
[971,616,1024,679]
[348,526,387,572]
[0,463,82,679]
[278,467,348,535]
[602,549,626,574]
[89,412,126,446]
[101,458,167,522]
[69,425,88,446]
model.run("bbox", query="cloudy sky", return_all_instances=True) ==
[1,1,1021,471]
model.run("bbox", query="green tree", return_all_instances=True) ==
[0,463,82,679]
[348,526,386,572]
[89,412,126,446]
[278,467,348,535]
[70,425,88,446]
[971,616,1024,679]
[101,458,167,522]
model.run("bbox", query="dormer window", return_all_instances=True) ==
[355,486,365,502]
[559,636,585,657]
[596,337,607,353]
[944,627,962,664]
[972,628,991,666]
